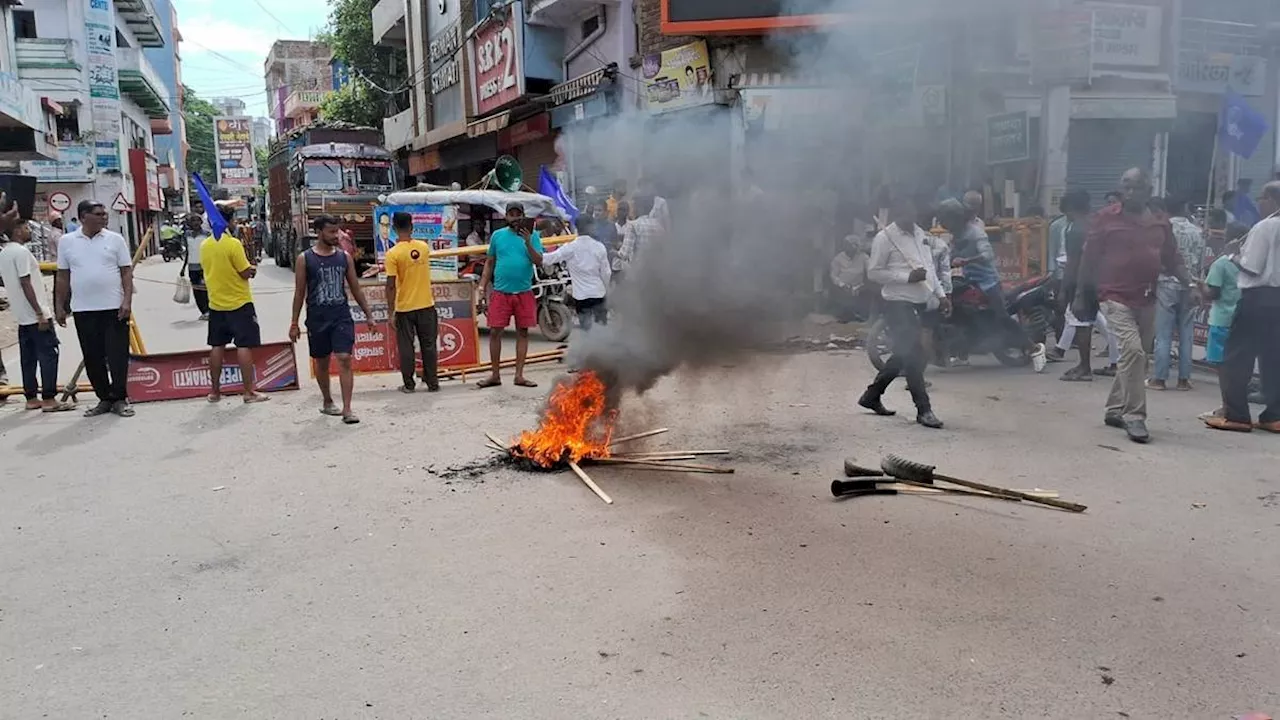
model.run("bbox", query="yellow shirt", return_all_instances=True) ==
[200,233,253,311]
[384,239,435,312]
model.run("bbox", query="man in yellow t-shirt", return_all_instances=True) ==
[200,211,266,404]
[384,211,438,392]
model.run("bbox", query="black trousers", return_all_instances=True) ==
[574,296,608,330]
[1220,286,1280,424]
[74,310,131,403]
[865,300,931,412]
[188,266,210,315]
[395,307,439,387]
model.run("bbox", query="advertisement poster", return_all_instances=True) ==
[641,40,714,114]
[467,1,526,117]
[213,116,258,187]
[374,204,460,279]
[85,0,121,172]
[128,343,300,403]
[326,281,480,376]
[21,144,96,182]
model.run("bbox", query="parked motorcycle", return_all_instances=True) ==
[532,264,573,342]
[867,274,1054,371]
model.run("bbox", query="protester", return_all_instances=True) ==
[637,177,671,232]
[829,230,872,322]
[859,196,949,429]
[202,205,268,405]
[542,214,611,330]
[385,211,439,394]
[0,217,72,412]
[606,179,628,222]
[1204,239,1242,366]
[55,200,135,417]
[614,201,631,238]
[618,195,665,271]
[1204,181,1280,433]
[0,195,17,388]
[1148,198,1205,391]
[477,205,544,389]
[289,215,374,423]
[1047,189,1120,379]
[183,213,210,320]
[1076,168,1196,443]
[1104,191,1123,210]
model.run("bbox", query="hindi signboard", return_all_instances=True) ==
[213,116,258,187]
[987,111,1030,165]
[85,0,121,172]
[1031,10,1093,86]
[1084,2,1162,68]
[323,281,480,376]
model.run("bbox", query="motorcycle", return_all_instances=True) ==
[532,264,573,342]
[867,274,1054,371]
[160,234,185,262]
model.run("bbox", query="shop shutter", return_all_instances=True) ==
[1066,120,1159,210]
[516,134,561,182]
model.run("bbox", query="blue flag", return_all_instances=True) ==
[537,166,578,223]
[1219,91,1269,159]
[192,172,228,240]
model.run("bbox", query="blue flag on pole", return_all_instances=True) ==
[537,165,578,223]
[1218,91,1269,159]
[192,172,228,240]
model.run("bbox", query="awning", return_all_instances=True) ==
[547,67,607,107]
[466,111,511,139]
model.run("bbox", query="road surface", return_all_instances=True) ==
[1,258,1276,719]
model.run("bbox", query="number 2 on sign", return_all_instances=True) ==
[478,26,516,93]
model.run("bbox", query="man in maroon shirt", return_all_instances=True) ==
[1076,168,1197,443]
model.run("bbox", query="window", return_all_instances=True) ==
[580,13,600,38]
[116,30,129,48]
[55,111,80,142]
[357,163,393,190]
[304,160,344,190]
[13,10,37,39]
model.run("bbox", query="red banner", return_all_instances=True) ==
[316,280,481,377]
[127,343,300,403]
[468,1,526,117]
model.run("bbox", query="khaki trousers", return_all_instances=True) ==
[1100,300,1156,422]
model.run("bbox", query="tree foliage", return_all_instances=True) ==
[318,82,383,128]
[183,85,219,182]
[320,0,408,118]
[254,146,270,187]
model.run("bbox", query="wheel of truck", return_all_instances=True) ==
[539,302,572,342]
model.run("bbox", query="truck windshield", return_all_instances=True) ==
[357,163,393,190]
[305,161,344,190]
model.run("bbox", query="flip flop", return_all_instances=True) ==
[320,405,343,416]
[25,401,42,411]
[207,394,222,403]
[514,378,538,388]
[243,394,270,404]
[342,414,361,425]
[42,401,75,413]
[476,377,502,389]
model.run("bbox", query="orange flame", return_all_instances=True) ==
[513,371,617,467]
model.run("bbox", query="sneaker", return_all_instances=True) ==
[1146,379,1167,391]
[1124,419,1151,443]
[1031,343,1047,373]
[1176,379,1193,391]
[1104,413,1125,429]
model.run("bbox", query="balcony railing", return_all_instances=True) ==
[117,47,171,118]
[372,0,407,46]
[284,89,330,119]
[15,38,83,92]
[115,0,165,47]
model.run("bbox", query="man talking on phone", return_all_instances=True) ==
[477,205,544,388]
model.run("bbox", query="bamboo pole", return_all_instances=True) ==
[438,350,565,379]
[607,428,670,448]
[615,450,730,458]
[428,234,575,260]
[568,461,613,504]
[591,457,733,474]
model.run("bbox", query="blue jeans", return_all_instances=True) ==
[17,323,60,400]
[1152,281,1193,382]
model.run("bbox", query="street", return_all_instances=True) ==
[1,260,1278,719]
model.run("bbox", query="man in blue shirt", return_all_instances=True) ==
[477,205,544,388]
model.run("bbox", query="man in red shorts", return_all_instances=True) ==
[477,205,545,388]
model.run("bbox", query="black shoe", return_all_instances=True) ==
[858,393,896,416]
[1104,413,1125,429]
[426,384,440,393]
[1124,419,1150,443]
[110,400,135,418]
[84,400,113,418]
[917,411,944,429]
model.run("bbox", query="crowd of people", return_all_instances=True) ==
[850,168,1279,443]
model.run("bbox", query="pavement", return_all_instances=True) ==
[1,260,1278,719]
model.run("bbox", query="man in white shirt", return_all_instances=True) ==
[858,197,950,429]
[542,215,612,329]
[1206,180,1280,433]
[55,200,136,418]
[0,220,74,412]
[637,177,671,233]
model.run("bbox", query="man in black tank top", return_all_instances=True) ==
[289,215,373,424]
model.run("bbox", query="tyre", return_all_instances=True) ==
[538,301,572,342]
[866,317,891,371]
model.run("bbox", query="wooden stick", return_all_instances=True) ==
[607,428,670,448]
[615,450,730,458]
[485,432,511,452]
[568,461,613,504]
[887,479,1021,502]
[893,485,1059,499]
[591,457,734,474]
[439,351,565,379]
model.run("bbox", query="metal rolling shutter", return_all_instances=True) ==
[1066,120,1158,209]
[516,134,561,181]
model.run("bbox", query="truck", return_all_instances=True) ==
[265,121,395,272]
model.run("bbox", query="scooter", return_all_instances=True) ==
[866,274,1055,371]
[160,235,184,262]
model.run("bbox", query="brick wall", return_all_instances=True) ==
[634,0,698,59]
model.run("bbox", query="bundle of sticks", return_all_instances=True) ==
[442,347,567,382]
[485,427,734,505]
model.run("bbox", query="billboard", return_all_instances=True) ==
[641,40,714,114]
[467,1,527,117]
[213,116,258,187]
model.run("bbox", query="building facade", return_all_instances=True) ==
[0,2,61,165]
[210,95,246,117]
[263,40,332,133]
[251,116,272,148]
[143,0,186,214]
[15,0,169,247]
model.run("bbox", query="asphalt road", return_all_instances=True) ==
[1,260,1277,719]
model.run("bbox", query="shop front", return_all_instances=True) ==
[129,148,164,249]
